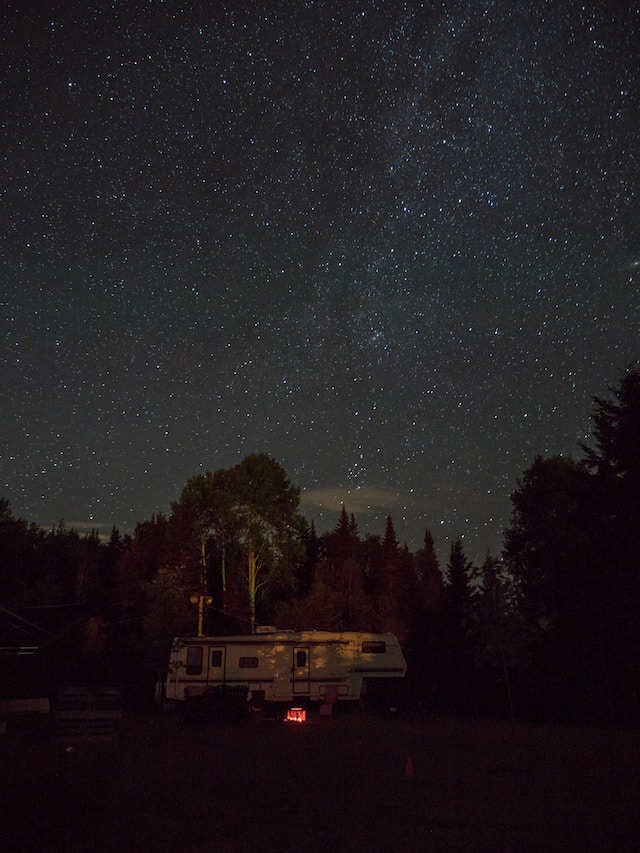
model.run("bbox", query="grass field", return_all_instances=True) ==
[1,707,639,852]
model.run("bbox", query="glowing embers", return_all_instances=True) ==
[285,707,306,722]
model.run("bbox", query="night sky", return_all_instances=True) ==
[2,1,639,563]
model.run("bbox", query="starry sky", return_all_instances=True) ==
[2,1,639,564]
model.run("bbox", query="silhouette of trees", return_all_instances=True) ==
[3,366,640,721]
[415,530,444,615]
[503,454,612,721]
[504,455,591,629]
[467,554,534,720]
[438,539,475,711]
[276,506,373,631]
[503,366,640,722]
[580,366,640,721]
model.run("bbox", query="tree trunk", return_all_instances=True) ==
[248,550,258,634]
[501,648,514,722]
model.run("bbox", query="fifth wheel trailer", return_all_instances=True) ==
[164,628,407,707]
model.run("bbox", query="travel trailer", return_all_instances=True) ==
[164,628,406,707]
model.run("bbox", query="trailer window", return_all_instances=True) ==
[362,641,386,654]
[210,650,222,667]
[186,646,203,675]
[239,657,259,668]
[296,650,307,667]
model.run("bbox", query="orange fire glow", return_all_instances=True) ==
[285,707,306,722]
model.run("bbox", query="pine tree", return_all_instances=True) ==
[334,504,350,536]
[582,365,640,569]
[441,539,475,712]
[446,539,473,620]
[278,510,373,632]
[501,367,640,722]
[382,514,399,593]
[415,529,444,617]
[580,365,640,721]
[295,520,319,599]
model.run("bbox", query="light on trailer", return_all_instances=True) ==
[285,707,306,722]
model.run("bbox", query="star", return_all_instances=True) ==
[2,1,639,564]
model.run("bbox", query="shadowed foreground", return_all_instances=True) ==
[1,710,639,852]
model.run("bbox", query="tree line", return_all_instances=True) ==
[1,366,639,724]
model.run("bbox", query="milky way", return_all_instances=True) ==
[2,1,639,562]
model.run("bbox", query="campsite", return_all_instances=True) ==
[1,706,639,852]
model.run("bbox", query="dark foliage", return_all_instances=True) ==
[504,365,640,724]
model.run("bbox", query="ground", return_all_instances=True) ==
[1,708,639,852]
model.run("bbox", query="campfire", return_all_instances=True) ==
[285,707,306,722]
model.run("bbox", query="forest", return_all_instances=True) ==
[1,366,639,726]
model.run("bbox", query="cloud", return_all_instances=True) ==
[66,521,112,541]
[300,484,449,519]
[301,485,402,516]
[300,480,509,554]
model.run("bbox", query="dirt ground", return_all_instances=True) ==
[1,707,639,852]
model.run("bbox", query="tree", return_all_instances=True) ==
[275,552,375,632]
[502,455,608,721]
[415,530,444,615]
[581,365,640,572]
[174,454,304,633]
[0,499,45,605]
[582,365,640,481]
[323,505,361,569]
[502,366,640,723]
[446,539,474,616]
[440,539,475,711]
[580,365,640,721]
[286,507,370,630]
[227,454,303,632]
[294,520,320,599]
[468,554,535,720]
[144,565,194,670]
[503,455,591,628]
[171,467,239,628]
[373,517,421,642]
[408,530,446,705]
[358,516,396,621]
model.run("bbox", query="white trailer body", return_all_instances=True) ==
[164,629,406,705]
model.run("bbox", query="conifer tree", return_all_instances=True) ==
[502,367,640,722]
[323,505,361,580]
[580,365,640,721]
[295,520,319,599]
[581,365,640,570]
[278,508,372,631]
[381,515,402,594]
[441,539,475,711]
[415,529,444,617]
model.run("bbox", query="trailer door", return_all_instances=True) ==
[209,645,225,684]
[292,646,310,694]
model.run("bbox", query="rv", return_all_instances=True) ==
[164,628,406,707]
